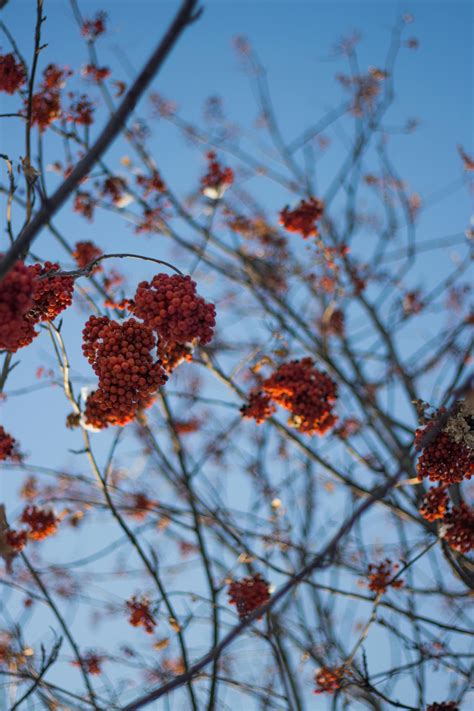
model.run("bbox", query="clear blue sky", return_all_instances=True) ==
[0,1,473,708]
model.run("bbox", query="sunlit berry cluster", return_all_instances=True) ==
[279,197,324,238]
[441,504,473,554]
[132,273,216,348]
[5,529,27,553]
[201,151,233,199]
[126,595,156,634]
[419,486,449,522]
[21,506,59,541]
[242,358,337,435]
[367,559,404,594]
[157,339,194,374]
[82,316,167,429]
[72,241,103,271]
[228,573,270,619]
[0,53,26,94]
[240,392,276,424]
[314,666,345,694]
[0,426,17,462]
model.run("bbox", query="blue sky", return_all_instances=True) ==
[1,1,473,709]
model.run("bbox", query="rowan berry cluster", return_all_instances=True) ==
[314,666,345,694]
[101,176,128,205]
[82,64,110,83]
[240,392,276,424]
[442,504,474,554]
[426,704,459,711]
[136,171,166,196]
[21,506,59,541]
[416,402,474,482]
[30,64,71,131]
[419,486,449,522]
[279,197,324,238]
[157,340,194,374]
[72,241,103,271]
[132,273,216,348]
[0,426,17,461]
[4,529,27,552]
[82,316,167,429]
[367,559,404,594]
[228,573,270,619]
[0,52,26,94]
[0,259,74,352]
[74,191,96,220]
[126,596,156,634]
[67,93,94,125]
[73,652,103,675]
[81,11,107,40]
[28,262,74,322]
[242,358,337,435]
[201,151,233,198]
[321,308,345,337]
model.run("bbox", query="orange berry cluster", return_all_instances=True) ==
[126,595,156,634]
[314,666,345,694]
[82,316,167,429]
[132,273,216,348]
[279,197,324,238]
[419,486,449,522]
[242,358,337,435]
[201,151,233,197]
[0,53,26,94]
[21,506,59,541]
[0,259,73,352]
[0,426,17,461]
[228,573,270,619]
[67,93,94,126]
[442,504,473,554]
[157,340,194,374]
[367,559,404,594]
[72,240,103,271]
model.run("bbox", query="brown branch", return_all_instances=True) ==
[0,0,201,283]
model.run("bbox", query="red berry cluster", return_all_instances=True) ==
[126,595,156,634]
[367,559,404,594]
[0,426,17,461]
[67,93,94,125]
[82,64,110,83]
[5,529,27,552]
[0,53,26,94]
[74,191,96,221]
[442,504,473,554]
[242,358,337,435]
[72,651,103,675]
[426,704,459,711]
[240,392,276,424]
[21,506,58,541]
[136,171,166,196]
[27,262,74,322]
[321,308,345,337]
[201,151,233,198]
[228,573,270,619]
[419,486,449,522]
[29,64,71,131]
[132,273,216,348]
[72,241,103,271]
[416,427,473,485]
[314,666,345,694]
[101,176,128,205]
[82,316,167,429]
[279,197,324,238]
[0,259,36,351]
[81,11,107,40]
